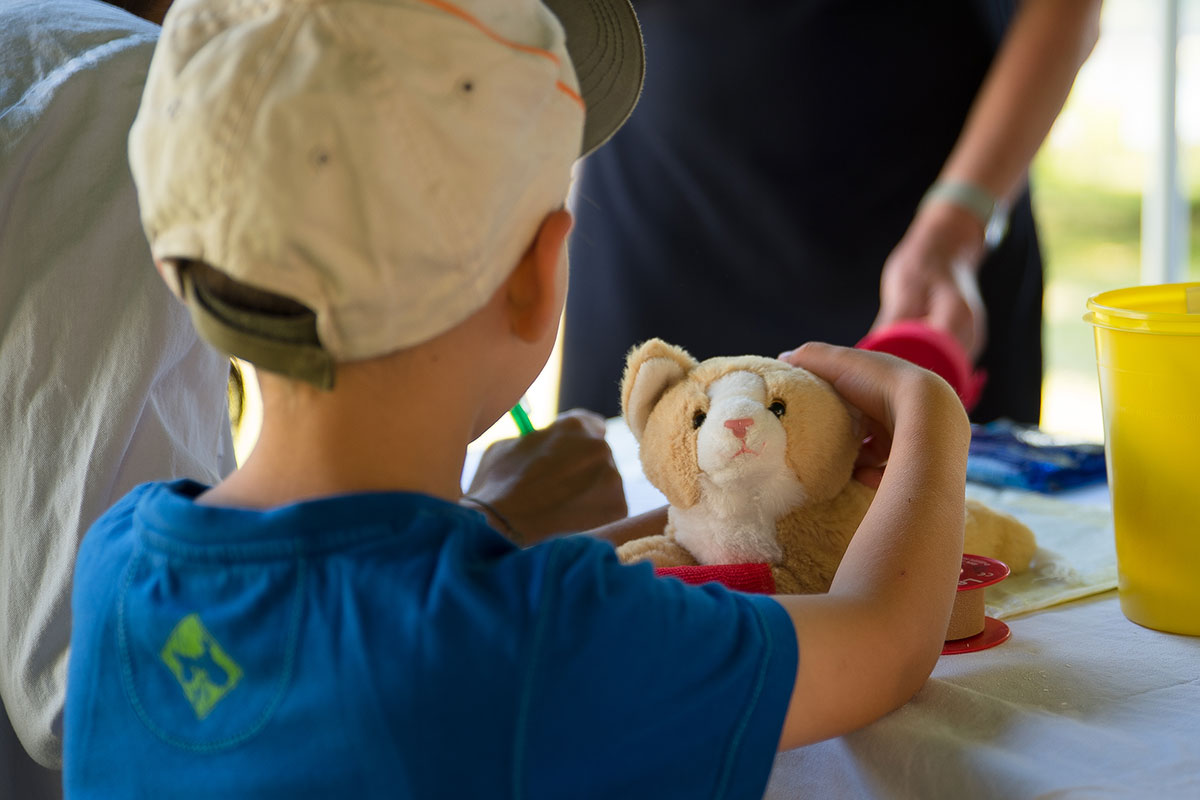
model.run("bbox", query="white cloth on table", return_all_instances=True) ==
[965,484,1118,619]
[766,591,1200,799]
[0,0,234,791]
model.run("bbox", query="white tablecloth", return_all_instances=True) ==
[766,591,1200,798]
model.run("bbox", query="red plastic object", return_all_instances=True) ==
[856,321,986,411]
[941,616,1011,655]
[957,554,1011,590]
[655,563,776,594]
[942,554,1013,655]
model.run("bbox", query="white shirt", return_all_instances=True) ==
[0,0,235,789]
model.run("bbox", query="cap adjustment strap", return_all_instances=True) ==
[181,269,336,390]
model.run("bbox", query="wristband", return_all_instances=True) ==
[920,179,1010,249]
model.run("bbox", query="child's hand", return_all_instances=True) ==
[780,341,960,433]
[465,409,627,545]
[779,342,964,488]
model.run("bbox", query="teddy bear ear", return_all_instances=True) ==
[621,339,698,440]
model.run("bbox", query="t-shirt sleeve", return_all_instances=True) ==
[515,537,797,800]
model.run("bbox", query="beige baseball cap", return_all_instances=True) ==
[130,0,643,388]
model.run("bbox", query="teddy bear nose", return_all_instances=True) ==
[724,417,753,439]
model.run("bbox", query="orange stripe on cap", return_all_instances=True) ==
[555,80,582,107]
[414,0,586,110]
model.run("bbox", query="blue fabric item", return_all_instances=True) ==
[967,421,1108,493]
[65,481,797,799]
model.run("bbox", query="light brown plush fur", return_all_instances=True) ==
[616,339,1036,594]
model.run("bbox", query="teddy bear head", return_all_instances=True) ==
[621,339,862,519]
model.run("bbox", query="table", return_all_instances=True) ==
[766,591,1199,798]
[467,420,1200,797]
[600,420,1200,798]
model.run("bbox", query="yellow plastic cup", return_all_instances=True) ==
[1084,283,1200,635]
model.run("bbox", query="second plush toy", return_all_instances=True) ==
[616,339,1036,594]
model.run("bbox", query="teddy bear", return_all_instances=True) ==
[615,338,1036,594]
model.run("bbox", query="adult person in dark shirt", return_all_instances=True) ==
[562,0,1103,423]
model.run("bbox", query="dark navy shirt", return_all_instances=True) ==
[65,481,797,799]
[564,0,1042,423]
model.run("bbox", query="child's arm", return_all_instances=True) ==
[774,343,969,751]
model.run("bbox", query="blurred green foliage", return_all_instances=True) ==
[1032,147,1199,385]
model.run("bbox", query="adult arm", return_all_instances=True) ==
[873,0,1103,358]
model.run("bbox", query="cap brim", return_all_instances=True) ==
[544,0,644,156]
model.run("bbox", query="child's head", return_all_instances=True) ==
[129,0,643,396]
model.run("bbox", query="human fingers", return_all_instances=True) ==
[852,465,886,489]
[873,237,937,331]
[553,407,608,438]
[855,427,892,469]
[851,424,893,489]
[775,346,897,481]
[784,342,963,442]
[468,410,625,541]
[501,451,627,540]
[535,411,617,477]
[925,263,987,361]
[553,458,628,529]
[872,271,930,334]
[779,343,912,431]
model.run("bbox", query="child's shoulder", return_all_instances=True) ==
[80,480,175,549]
[74,479,214,589]
[71,480,184,629]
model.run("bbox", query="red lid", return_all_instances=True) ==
[957,554,1011,591]
[856,321,986,410]
[942,616,1011,655]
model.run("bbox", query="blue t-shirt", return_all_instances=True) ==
[65,481,797,798]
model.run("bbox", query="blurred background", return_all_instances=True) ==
[1036,0,1200,440]
[234,0,1200,463]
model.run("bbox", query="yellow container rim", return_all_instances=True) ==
[1084,282,1200,336]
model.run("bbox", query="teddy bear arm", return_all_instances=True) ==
[964,499,1037,572]
[770,565,826,595]
[615,535,700,568]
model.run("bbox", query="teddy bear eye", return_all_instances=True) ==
[768,400,787,418]
[692,410,707,429]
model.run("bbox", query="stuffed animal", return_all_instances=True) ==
[616,339,1036,594]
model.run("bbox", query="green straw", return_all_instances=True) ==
[509,402,535,436]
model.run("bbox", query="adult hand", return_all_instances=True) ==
[870,201,988,362]
[464,409,627,545]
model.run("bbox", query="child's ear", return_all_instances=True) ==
[505,209,572,342]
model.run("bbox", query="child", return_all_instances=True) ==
[64,0,969,797]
